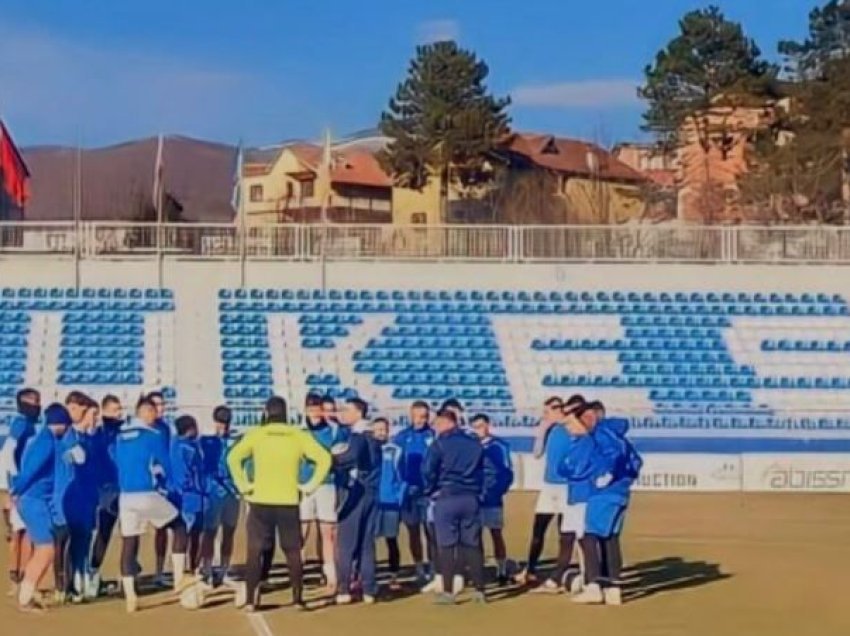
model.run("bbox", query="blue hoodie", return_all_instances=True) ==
[590,418,642,505]
[53,426,99,527]
[11,426,57,501]
[114,420,170,494]
[170,436,206,514]
[200,432,241,499]
[300,421,344,486]
[377,440,406,508]
[1,413,39,488]
[481,435,514,508]
[393,425,434,496]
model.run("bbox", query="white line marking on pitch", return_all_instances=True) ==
[247,612,275,636]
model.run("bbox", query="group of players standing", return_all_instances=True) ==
[0,386,642,615]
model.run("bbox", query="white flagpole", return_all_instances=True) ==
[233,142,246,287]
[319,128,331,292]
[153,134,165,288]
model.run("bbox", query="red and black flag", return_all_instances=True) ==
[0,121,30,207]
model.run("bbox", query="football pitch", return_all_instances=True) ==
[3,492,849,636]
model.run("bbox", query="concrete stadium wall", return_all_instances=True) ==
[4,256,850,295]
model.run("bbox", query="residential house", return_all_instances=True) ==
[241,142,392,224]
[493,133,648,224]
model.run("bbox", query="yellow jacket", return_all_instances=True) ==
[227,423,331,505]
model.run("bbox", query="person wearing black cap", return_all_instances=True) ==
[199,405,241,586]
[423,408,486,606]
[10,403,72,612]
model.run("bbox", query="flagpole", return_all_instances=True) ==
[236,141,247,288]
[155,134,164,289]
[320,128,331,293]
[74,135,82,290]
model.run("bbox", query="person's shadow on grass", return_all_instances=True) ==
[622,556,731,601]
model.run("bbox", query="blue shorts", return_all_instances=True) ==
[480,506,504,530]
[433,494,481,549]
[401,494,429,526]
[586,498,627,538]
[376,507,400,539]
[17,496,55,546]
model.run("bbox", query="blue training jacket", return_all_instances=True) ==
[590,418,642,505]
[300,421,344,486]
[423,428,483,498]
[377,440,406,508]
[11,426,57,500]
[200,432,241,499]
[170,436,206,513]
[53,427,99,527]
[114,420,170,494]
[393,425,434,496]
[481,435,514,508]
[543,425,574,485]
[1,413,39,487]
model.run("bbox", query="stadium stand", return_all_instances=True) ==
[217,288,850,437]
[0,287,177,411]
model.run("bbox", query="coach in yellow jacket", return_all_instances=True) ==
[228,396,331,611]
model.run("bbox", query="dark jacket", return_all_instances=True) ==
[333,431,381,494]
[481,436,514,507]
[423,428,483,498]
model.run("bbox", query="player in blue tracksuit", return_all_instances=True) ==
[471,414,514,586]
[0,388,41,596]
[87,395,125,598]
[53,396,100,602]
[423,408,486,606]
[372,417,406,590]
[170,415,206,574]
[114,396,191,613]
[199,405,241,586]
[393,400,434,582]
[10,403,72,612]
[582,414,642,605]
[332,398,382,604]
[147,390,173,588]
[300,393,345,591]
[558,401,638,605]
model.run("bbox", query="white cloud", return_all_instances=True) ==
[417,19,460,44]
[512,79,640,109]
[0,24,292,145]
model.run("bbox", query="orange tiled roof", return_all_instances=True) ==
[504,133,646,183]
[287,144,391,188]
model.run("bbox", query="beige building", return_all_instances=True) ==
[241,143,392,224]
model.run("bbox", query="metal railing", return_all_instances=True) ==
[3,221,850,264]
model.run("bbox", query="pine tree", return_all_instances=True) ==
[639,5,778,149]
[379,41,511,221]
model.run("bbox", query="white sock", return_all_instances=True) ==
[496,559,507,576]
[322,561,337,585]
[18,581,35,606]
[172,554,186,587]
[434,575,444,593]
[122,577,137,599]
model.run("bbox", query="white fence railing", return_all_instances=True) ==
[4,222,850,264]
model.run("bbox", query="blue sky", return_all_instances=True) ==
[0,0,814,148]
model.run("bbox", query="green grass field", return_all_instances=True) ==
[3,492,849,636]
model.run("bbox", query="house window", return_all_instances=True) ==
[249,184,263,202]
[302,180,315,198]
[411,212,427,224]
[285,182,294,198]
